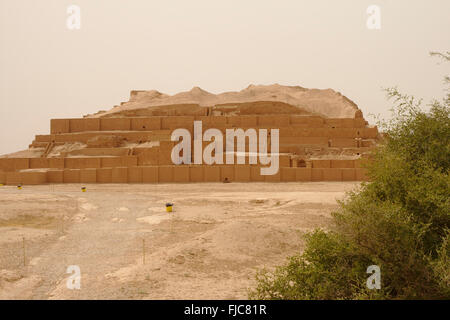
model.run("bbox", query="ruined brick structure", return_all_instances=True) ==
[0,86,378,185]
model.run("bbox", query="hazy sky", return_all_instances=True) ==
[1,0,449,155]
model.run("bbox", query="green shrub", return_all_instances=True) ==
[250,53,450,300]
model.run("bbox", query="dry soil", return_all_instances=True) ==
[0,182,359,299]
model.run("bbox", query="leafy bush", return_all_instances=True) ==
[250,53,450,300]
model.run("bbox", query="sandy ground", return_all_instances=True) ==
[0,182,359,300]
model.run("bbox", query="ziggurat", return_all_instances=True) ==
[0,85,379,185]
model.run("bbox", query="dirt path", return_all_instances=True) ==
[0,182,359,299]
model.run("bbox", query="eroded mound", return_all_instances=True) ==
[89,84,361,119]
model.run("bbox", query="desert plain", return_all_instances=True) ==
[0,181,359,299]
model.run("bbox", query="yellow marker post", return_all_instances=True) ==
[81,187,86,192]
[166,203,173,212]
[17,185,22,190]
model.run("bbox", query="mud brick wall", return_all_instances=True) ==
[0,165,370,185]
[1,114,377,185]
